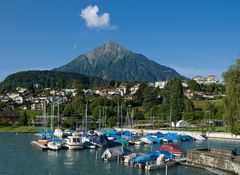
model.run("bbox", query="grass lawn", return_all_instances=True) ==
[0,126,42,133]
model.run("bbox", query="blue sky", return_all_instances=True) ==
[0,0,240,81]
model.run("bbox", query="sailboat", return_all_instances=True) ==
[47,99,62,150]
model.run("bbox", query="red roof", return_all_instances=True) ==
[159,144,183,154]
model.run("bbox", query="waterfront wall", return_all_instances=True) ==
[187,148,240,175]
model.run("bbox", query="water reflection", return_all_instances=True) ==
[0,133,240,175]
[64,150,78,167]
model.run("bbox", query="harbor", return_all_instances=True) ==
[0,132,239,175]
[11,127,238,175]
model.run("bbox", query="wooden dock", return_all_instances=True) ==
[31,141,48,151]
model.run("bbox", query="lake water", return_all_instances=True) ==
[0,133,239,175]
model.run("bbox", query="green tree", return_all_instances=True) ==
[20,111,29,126]
[187,79,201,91]
[133,83,148,105]
[222,59,240,134]
[169,78,184,128]
[183,98,195,122]
[143,86,158,112]
[0,101,5,112]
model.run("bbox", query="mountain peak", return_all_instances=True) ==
[86,40,130,61]
[99,40,128,53]
[55,41,184,82]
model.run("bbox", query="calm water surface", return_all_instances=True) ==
[0,133,239,175]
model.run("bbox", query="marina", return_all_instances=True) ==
[0,130,239,175]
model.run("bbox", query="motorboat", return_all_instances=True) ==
[64,136,83,150]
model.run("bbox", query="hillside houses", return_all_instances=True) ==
[193,75,218,84]
[0,74,224,111]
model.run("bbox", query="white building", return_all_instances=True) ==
[193,75,218,84]
[155,81,168,89]
[130,84,140,95]
[205,75,217,84]
[193,76,206,84]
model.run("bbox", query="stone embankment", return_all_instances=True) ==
[186,148,240,175]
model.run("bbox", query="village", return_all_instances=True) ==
[0,75,224,127]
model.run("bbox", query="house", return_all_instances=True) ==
[31,115,46,127]
[0,111,20,125]
[182,80,188,87]
[107,88,117,96]
[119,83,127,94]
[205,75,217,84]
[7,93,24,104]
[130,84,140,95]
[65,89,76,95]
[16,87,27,94]
[116,88,124,96]
[155,81,168,89]
[193,76,206,84]
[31,103,44,111]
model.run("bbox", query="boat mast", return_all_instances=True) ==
[117,100,120,127]
[120,104,123,137]
[85,101,88,132]
[50,99,54,130]
[98,108,101,130]
[43,101,47,131]
[57,100,60,128]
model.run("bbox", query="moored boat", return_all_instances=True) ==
[64,136,83,150]
[47,141,61,150]
[159,144,183,157]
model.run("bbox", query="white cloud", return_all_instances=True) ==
[80,5,115,30]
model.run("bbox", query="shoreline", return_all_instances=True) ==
[1,126,240,141]
[115,127,240,141]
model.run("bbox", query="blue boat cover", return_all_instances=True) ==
[51,137,62,143]
[149,150,175,159]
[147,135,162,144]
[46,130,54,138]
[92,135,110,147]
[163,132,180,141]
[134,154,158,164]
[38,129,45,135]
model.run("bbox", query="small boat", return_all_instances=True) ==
[129,138,144,145]
[133,153,158,164]
[102,146,132,161]
[147,135,162,144]
[64,136,83,150]
[145,159,176,170]
[159,144,183,157]
[92,135,114,147]
[83,141,96,149]
[140,137,153,144]
[115,139,129,146]
[123,153,137,163]
[47,141,61,150]
[38,140,48,146]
